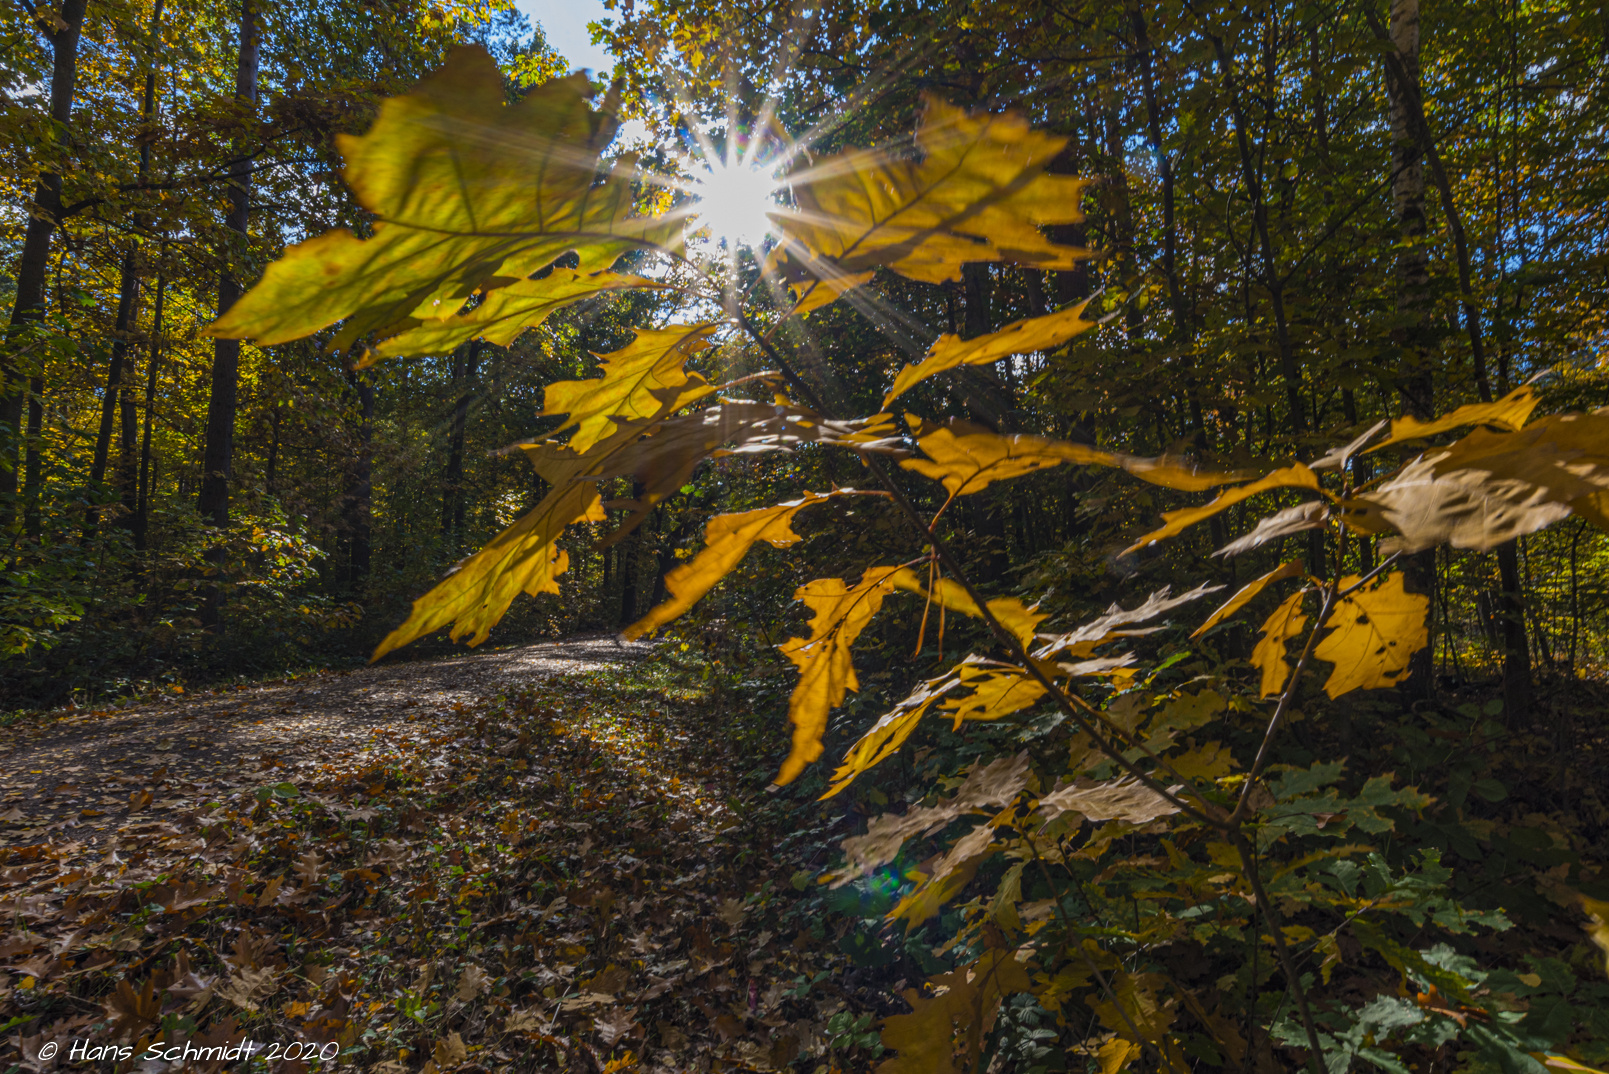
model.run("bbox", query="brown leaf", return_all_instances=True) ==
[1214,500,1329,557]
[433,1032,468,1069]
[1033,583,1223,661]
[105,977,162,1039]
[596,1006,641,1047]
[454,964,491,1002]
[1036,776,1184,825]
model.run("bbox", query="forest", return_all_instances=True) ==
[2,0,1608,1071]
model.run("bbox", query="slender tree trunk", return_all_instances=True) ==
[90,254,139,495]
[134,276,164,551]
[2,0,89,529]
[197,0,260,529]
[1206,31,1306,438]
[443,340,482,548]
[343,371,375,593]
[618,481,643,625]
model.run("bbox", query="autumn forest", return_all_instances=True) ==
[1,0,1608,1071]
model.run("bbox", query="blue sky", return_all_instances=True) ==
[514,0,616,75]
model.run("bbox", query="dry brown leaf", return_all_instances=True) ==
[434,1031,468,1069]
[1036,776,1184,825]
[1192,561,1305,638]
[1033,583,1223,661]
[1310,419,1389,471]
[455,964,491,1002]
[596,1006,641,1047]
[1313,572,1428,698]
[1251,590,1310,700]
[1126,464,1323,552]
[1214,500,1329,557]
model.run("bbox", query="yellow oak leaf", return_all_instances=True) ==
[624,490,845,641]
[1313,572,1428,698]
[887,568,1046,647]
[901,418,1085,499]
[1191,560,1305,638]
[1126,463,1323,553]
[884,300,1096,407]
[776,95,1093,286]
[1251,590,1310,699]
[1369,385,1539,451]
[367,272,669,362]
[542,323,718,454]
[775,567,906,785]
[878,951,1031,1072]
[822,673,959,799]
[211,48,681,356]
[939,665,1047,728]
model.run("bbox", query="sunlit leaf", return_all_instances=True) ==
[211,48,682,356]
[822,672,960,799]
[369,272,669,362]
[883,301,1096,408]
[542,323,718,454]
[938,664,1047,728]
[1583,893,1609,978]
[776,96,1093,286]
[1126,463,1323,553]
[887,568,1046,647]
[623,490,846,640]
[1368,385,1540,452]
[1192,561,1305,638]
[1313,572,1428,698]
[1310,419,1388,471]
[1250,590,1309,699]
[775,567,906,785]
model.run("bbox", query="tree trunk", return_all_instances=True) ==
[443,340,482,548]
[2,0,89,529]
[343,372,375,593]
[90,253,139,496]
[134,277,165,551]
[197,0,260,529]
[1385,0,1438,702]
[618,481,643,625]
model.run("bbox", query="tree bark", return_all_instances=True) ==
[197,0,260,528]
[2,0,89,529]
[134,277,165,551]
[344,372,375,592]
[443,340,482,548]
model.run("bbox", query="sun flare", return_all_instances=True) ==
[689,160,782,249]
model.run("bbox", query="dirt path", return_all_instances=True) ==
[0,636,654,845]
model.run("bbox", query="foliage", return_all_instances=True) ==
[205,53,1609,1073]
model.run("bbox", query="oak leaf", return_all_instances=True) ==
[1036,777,1183,825]
[888,568,1046,646]
[1192,560,1304,638]
[1033,583,1222,661]
[624,490,847,640]
[541,323,717,455]
[210,49,681,357]
[775,567,906,784]
[1126,464,1323,553]
[1368,385,1539,451]
[777,95,1092,286]
[1313,572,1428,697]
[1251,590,1309,699]
[1214,501,1328,557]
[884,300,1096,407]
[878,950,1032,1073]
[454,965,491,1002]
[822,672,960,798]
[938,665,1047,728]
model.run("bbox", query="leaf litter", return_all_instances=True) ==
[0,637,883,1073]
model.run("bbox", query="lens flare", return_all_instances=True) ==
[690,160,781,248]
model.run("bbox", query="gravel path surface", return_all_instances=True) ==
[0,635,655,845]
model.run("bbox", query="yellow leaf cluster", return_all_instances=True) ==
[1192,561,1304,638]
[878,950,1032,1073]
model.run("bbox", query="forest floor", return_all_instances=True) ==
[0,637,884,1074]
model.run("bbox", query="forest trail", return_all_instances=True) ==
[0,636,655,845]
[1,636,865,1073]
